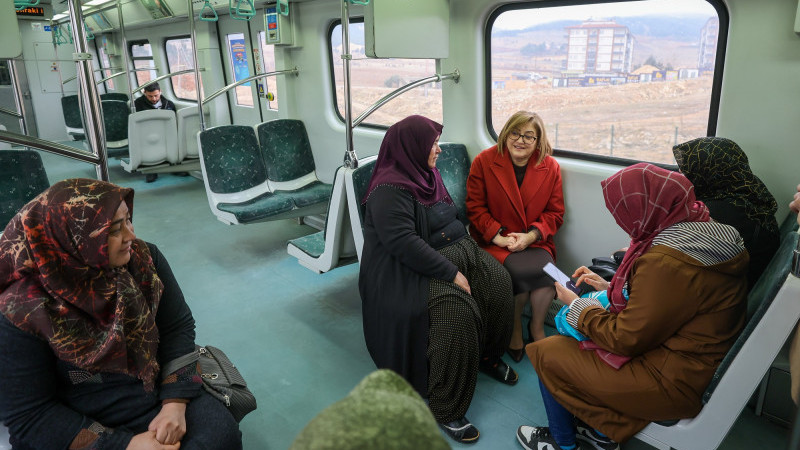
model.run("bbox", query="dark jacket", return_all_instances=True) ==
[134,95,176,112]
[0,243,200,449]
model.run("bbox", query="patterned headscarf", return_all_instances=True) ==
[602,163,710,313]
[0,179,163,390]
[673,137,779,236]
[362,115,453,207]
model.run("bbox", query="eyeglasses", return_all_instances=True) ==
[508,130,538,144]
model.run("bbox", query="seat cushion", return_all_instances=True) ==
[276,181,332,208]
[288,231,325,258]
[216,191,295,223]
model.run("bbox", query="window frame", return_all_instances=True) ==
[93,37,114,91]
[484,0,729,167]
[164,35,197,102]
[128,39,157,88]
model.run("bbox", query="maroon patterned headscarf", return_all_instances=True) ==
[602,163,710,313]
[362,115,453,207]
[0,179,163,390]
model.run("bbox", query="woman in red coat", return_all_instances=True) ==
[466,111,564,362]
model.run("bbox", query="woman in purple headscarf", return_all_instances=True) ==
[359,115,517,444]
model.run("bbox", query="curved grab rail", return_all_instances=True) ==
[202,68,298,104]
[0,130,103,165]
[14,0,40,10]
[62,68,160,85]
[229,0,255,20]
[199,0,218,21]
[0,107,23,119]
[131,69,198,93]
[278,0,288,15]
[352,70,460,128]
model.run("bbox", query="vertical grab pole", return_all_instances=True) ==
[67,0,109,181]
[341,0,357,168]
[117,0,134,113]
[189,0,205,130]
[8,60,28,135]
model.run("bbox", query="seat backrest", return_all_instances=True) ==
[351,159,376,228]
[702,229,800,403]
[102,99,130,146]
[127,110,178,168]
[100,92,129,102]
[256,119,317,182]
[60,94,83,129]
[198,125,268,194]
[436,143,471,224]
[0,150,49,229]
[176,107,201,160]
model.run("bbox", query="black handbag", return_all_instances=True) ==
[162,345,257,422]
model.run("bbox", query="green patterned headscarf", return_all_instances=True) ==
[673,137,779,235]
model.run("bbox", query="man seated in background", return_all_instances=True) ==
[134,82,176,112]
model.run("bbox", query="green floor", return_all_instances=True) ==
[1,150,793,449]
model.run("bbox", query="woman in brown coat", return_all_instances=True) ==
[516,163,749,450]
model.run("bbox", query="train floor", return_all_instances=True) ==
[0,148,792,449]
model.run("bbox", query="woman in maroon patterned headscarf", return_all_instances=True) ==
[359,116,516,444]
[516,163,749,450]
[0,178,241,450]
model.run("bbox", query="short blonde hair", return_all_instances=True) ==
[496,111,553,166]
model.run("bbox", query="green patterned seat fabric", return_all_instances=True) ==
[437,143,471,224]
[256,119,317,182]
[290,369,449,450]
[61,95,83,129]
[102,100,130,142]
[701,230,799,404]
[199,126,268,194]
[351,160,376,226]
[288,230,326,258]
[217,191,296,223]
[0,150,49,230]
[100,92,129,102]
[276,181,332,208]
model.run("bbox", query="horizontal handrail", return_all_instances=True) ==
[132,69,198,93]
[0,107,23,119]
[0,130,102,165]
[62,67,159,85]
[352,70,460,128]
[202,68,298,104]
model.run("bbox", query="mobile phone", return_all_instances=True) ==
[543,262,581,295]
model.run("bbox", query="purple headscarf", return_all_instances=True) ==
[362,115,453,207]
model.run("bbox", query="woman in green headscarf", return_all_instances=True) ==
[673,137,780,289]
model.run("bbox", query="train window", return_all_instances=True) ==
[487,0,725,165]
[329,20,443,128]
[258,32,278,110]
[165,37,199,101]
[225,33,254,108]
[129,40,157,87]
[96,44,114,90]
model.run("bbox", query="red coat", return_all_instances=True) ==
[466,145,564,263]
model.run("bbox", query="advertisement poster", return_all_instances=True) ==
[228,38,251,86]
[139,0,173,20]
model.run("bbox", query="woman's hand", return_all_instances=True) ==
[491,233,517,249]
[453,271,472,295]
[506,229,539,252]
[572,266,610,291]
[147,402,187,445]
[790,183,800,213]
[554,281,579,305]
[126,431,181,450]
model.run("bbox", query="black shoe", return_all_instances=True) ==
[145,174,158,183]
[576,419,619,450]
[173,172,190,177]
[507,347,525,363]
[517,426,575,450]
[479,358,518,385]
[439,416,479,444]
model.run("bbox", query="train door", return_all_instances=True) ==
[217,15,261,126]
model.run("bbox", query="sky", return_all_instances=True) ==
[494,0,717,30]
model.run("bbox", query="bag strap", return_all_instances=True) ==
[161,347,201,380]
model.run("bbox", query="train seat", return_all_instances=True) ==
[60,95,85,141]
[435,143,471,225]
[101,99,130,159]
[256,119,332,208]
[121,110,179,173]
[198,125,321,225]
[634,223,800,450]
[0,150,49,232]
[176,107,202,161]
[100,92,129,103]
